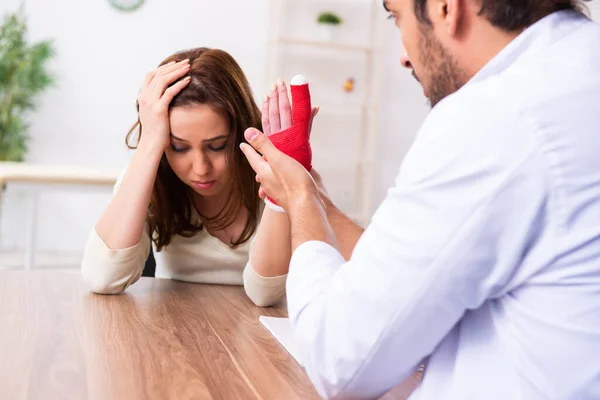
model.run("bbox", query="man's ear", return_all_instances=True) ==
[448,0,467,37]
[430,0,463,37]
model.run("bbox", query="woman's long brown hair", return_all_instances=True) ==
[126,48,261,251]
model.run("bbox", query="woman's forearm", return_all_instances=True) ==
[95,144,163,249]
[250,206,292,277]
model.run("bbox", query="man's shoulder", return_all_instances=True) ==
[418,85,528,146]
[403,84,541,184]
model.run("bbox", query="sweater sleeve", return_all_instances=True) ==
[242,233,288,307]
[81,167,152,294]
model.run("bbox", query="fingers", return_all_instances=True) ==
[309,106,320,136]
[242,128,281,169]
[268,83,281,133]
[277,79,292,130]
[262,77,310,135]
[289,79,312,124]
[141,59,180,90]
[160,76,191,107]
[262,95,271,136]
[158,59,188,75]
[141,69,158,90]
[149,59,190,99]
[240,140,269,176]
[312,106,320,119]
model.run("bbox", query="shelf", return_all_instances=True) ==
[276,37,382,53]
[268,0,384,223]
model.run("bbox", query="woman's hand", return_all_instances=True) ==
[262,78,319,143]
[136,59,191,153]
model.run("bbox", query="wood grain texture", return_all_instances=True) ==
[187,285,320,399]
[0,271,316,399]
[0,271,421,400]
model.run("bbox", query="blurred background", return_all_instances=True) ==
[1,0,599,270]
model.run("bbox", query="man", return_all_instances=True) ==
[241,0,600,398]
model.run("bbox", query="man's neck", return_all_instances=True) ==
[458,26,523,81]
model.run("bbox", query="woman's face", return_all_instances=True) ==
[165,104,232,199]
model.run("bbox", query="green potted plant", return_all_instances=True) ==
[0,10,55,162]
[316,11,343,41]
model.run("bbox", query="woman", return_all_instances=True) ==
[81,47,301,307]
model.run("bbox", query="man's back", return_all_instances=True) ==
[416,11,600,399]
[274,9,600,400]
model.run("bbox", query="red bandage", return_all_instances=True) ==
[269,81,312,171]
[265,77,313,211]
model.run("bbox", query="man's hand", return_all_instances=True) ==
[257,165,330,212]
[241,127,337,252]
[240,128,319,213]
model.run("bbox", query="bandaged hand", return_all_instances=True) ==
[261,75,319,212]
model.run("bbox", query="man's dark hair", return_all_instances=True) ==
[413,0,588,31]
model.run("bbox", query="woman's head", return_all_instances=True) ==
[127,47,261,250]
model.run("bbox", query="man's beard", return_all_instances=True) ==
[416,25,464,108]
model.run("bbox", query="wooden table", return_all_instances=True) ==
[0,271,420,399]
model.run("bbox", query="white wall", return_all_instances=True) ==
[373,22,429,209]
[2,1,597,256]
[0,0,426,256]
[0,0,271,254]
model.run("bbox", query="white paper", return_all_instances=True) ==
[259,316,304,367]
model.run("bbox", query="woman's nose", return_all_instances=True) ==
[193,152,211,176]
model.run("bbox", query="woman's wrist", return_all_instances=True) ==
[136,138,167,161]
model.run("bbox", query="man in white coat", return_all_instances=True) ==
[241,0,600,398]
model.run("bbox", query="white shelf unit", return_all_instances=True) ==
[266,0,386,226]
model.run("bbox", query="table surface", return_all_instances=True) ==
[0,271,420,399]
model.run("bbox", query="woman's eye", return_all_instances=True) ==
[170,144,189,153]
[209,143,227,152]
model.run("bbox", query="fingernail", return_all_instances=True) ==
[245,128,258,141]
[264,94,269,103]
[277,78,284,87]
[181,59,190,63]
[271,83,277,92]
[166,61,176,65]
[182,76,191,81]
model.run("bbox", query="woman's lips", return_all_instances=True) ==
[192,180,216,189]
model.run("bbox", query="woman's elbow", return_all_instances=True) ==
[82,274,126,295]
[81,261,127,295]
[243,262,287,307]
[244,286,284,307]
